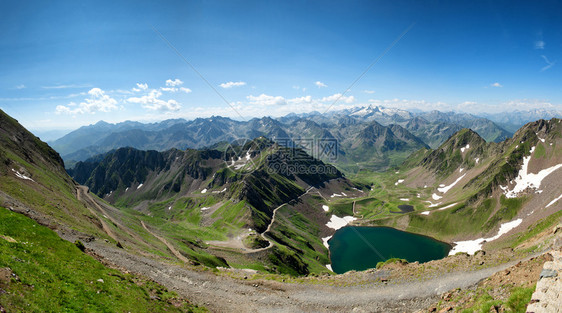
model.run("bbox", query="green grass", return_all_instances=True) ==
[0,206,205,312]
[459,286,534,313]
[210,200,248,232]
[406,200,494,239]
[375,257,407,269]
[329,201,354,216]
[242,234,269,249]
[504,286,535,312]
[483,196,525,231]
[0,151,110,240]
[511,208,562,248]
[266,203,332,275]
[534,142,546,158]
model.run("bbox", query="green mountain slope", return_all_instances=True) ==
[67,136,364,275]
[70,137,344,231]
[0,109,204,311]
[358,119,562,251]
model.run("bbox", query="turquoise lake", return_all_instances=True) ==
[328,226,451,274]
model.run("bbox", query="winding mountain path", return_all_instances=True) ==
[141,221,191,264]
[207,186,316,253]
[76,186,147,245]
[76,186,118,241]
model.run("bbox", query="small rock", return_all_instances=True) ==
[475,250,486,257]
[489,305,499,313]
[441,292,453,301]
[97,278,104,283]
[438,306,453,313]
[552,236,562,250]
[539,269,558,278]
[0,268,12,284]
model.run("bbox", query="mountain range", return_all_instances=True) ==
[50,105,522,171]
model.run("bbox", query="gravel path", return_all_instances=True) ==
[141,221,191,264]
[85,238,526,313]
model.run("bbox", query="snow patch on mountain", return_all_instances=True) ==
[546,194,562,208]
[326,215,356,230]
[449,219,523,255]
[437,174,466,193]
[12,169,34,182]
[504,147,562,198]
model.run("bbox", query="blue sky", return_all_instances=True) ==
[1,0,561,133]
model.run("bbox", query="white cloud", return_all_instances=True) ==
[491,82,503,88]
[247,94,287,106]
[287,95,312,105]
[137,83,148,90]
[127,89,181,111]
[220,81,247,89]
[315,81,327,88]
[160,86,192,93]
[363,90,375,94]
[540,55,555,72]
[55,88,118,115]
[535,40,545,49]
[320,93,355,104]
[166,79,183,87]
[15,84,25,89]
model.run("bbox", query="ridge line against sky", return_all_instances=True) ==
[1,0,561,131]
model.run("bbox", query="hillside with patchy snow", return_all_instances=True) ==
[377,118,562,255]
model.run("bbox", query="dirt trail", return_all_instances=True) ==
[76,186,118,241]
[207,186,315,253]
[77,186,150,244]
[87,238,538,313]
[141,221,191,264]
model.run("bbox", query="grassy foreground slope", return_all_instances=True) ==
[0,206,204,312]
[0,109,206,311]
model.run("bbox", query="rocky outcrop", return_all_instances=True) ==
[527,234,562,313]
